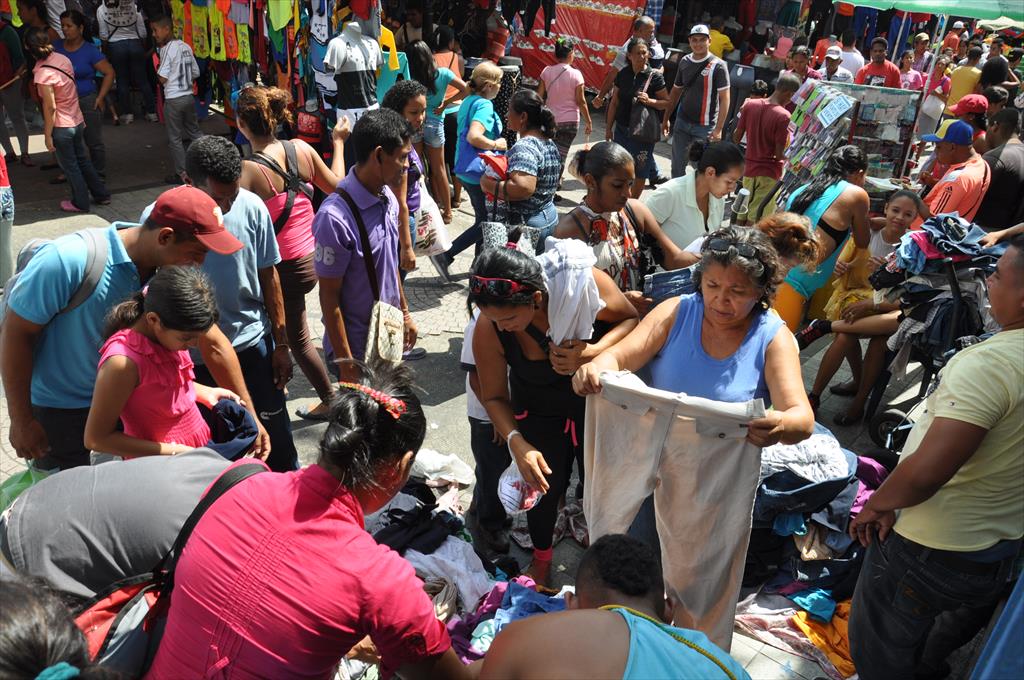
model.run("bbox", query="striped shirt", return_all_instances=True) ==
[157,39,198,100]
[923,156,991,225]
[673,54,730,127]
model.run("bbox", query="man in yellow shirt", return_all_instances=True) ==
[945,45,983,114]
[847,237,1024,680]
[708,16,734,59]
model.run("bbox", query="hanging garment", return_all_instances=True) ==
[177,0,190,44]
[536,239,604,344]
[583,371,766,651]
[208,1,226,60]
[323,27,382,111]
[236,19,251,63]
[378,26,399,71]
[191,4,211,59]
[522,0,556,36]
[228,0,248,24]
[223,15,238,59]
[269,0,292,30]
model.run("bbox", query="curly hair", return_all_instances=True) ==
[576,535,664,612]
[185,135,243,184]
[755,211,822,272]
[692,225,784,310]
[235,86,293,138]
[381,79,428,116]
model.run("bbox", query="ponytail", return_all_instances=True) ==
[103,291,146,338]
[510,90,556,140]
[789,145,866,214]
[102,266,219,339]
[570,140,633,183]
[236,86,293,138]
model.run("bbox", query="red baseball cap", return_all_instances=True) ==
[950,94,989,116]
[149,186,242,255]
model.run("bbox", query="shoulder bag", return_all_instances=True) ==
[629,70,662,144]
[335,187,405,363]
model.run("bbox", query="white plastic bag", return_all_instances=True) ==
[410,448,474,487]
[498,462,544,516]
[414,180,452,257]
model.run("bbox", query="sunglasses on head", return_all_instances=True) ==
[705,238,761,261]
[469,275,535,298]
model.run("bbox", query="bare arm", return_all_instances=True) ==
[536,78,546,100]
[637,87,671,111]
[480,172,537,202]
[435,77,470,116]
[39,83,56,147]
[732,110,746,144]
[84,356,188,457]
[1,313,50,459]
[605,90,619,141]
[390,163,415,271]
[849,188,872,249]
[595,67,619,103]
[95,59,115,108]
[297,124,349,194]
[713,87,730,139]
[662,85,683,134]
[750,328,815,446]
[318,275,357,380]
[575,83,593,135]
[257,266,292,389]
[467,120,504,151]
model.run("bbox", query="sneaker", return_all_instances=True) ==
[796,319,833,350]
[468,513,510,554]
[119,114,134,125]
[144,113,159,122]
[429,253,454,282]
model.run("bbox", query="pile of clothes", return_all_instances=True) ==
[737,424,891,679]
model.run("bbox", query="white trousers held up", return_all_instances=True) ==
[583,371,765,650]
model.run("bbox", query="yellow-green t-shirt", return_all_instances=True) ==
[709,30,735,59]
[945,65,981,114]
[895,329,1024,551]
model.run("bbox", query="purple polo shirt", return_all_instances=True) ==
[313,170,401,360]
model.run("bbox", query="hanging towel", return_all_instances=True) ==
[191,4,210,59]
[208,1,226,60]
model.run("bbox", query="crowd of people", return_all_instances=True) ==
[0,5,1023,680]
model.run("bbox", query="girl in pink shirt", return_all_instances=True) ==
[84,266,242,458]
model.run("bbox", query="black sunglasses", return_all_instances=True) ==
[705,238,761,261]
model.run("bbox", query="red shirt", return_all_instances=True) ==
[855,60,902,88]
[0,153,8,188]
[146,462,451,680]
[736,98,792,180]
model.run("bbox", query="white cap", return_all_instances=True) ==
[690,24,711,37]
[825,46,843,60]
[953,20,965,29]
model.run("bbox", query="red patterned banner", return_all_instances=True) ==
[510,0,645,90]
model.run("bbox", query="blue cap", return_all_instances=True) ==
[922,119,974,145]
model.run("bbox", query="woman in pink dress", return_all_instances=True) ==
[84,266,243,458]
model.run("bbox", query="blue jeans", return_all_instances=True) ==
[52,125,109,210]
[445,182,488,261]
[849,532,1018,680]
[194,334,298,473]
[670,118,714,178]
[0,186,13,284]
[107,38,155,115]
[613,123,655,184]
[513,202,558,247]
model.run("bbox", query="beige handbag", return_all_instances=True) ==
[335,188,405,363]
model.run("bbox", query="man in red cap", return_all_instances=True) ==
[949,93,990,153]
[2,185,266,471]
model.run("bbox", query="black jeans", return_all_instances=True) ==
[194,334,298,472]
[31,405,92,471]
[469,417,511,531]
[849,531,1018,680]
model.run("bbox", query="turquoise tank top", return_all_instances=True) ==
[606,607,750,680]
[783,180,852,298]
[647,293,783,403]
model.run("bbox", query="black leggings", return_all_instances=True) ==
[520,412,583,551]
[276,254,334,403]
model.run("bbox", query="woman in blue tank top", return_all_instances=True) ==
[774,145,872,331]
[575,225,814,444]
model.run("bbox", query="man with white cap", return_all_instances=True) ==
[663,24,730,178]
[823,45,854,82]
[943,21,965,53]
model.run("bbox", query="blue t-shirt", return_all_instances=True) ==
[53,40,105,98]
[426,67,456,119]
[141,189,281,357]
[375,51,409,103]
[507,135,561,217]
[7,225,142,408]
[455,95,502,185]
[647,293,782,402]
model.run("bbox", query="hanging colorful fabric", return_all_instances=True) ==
[224,16,238,60]
[191,3,211,59]
[236,20,251,64]
[179,0,192,46]
[216,0,231,13]
[269,0,291,31]
[292,0,300,31]
[208,1,226,61]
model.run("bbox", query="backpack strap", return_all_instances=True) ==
[64,229,109,314]
[159,462,267,592]
[251,140,313,235]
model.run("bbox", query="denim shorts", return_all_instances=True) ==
[423,116,445,148]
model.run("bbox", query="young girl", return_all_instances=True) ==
[798,190,924,425]
[84,266,249,458]
[381,79,428,284]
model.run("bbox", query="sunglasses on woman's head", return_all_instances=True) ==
[705,238,760,260]
[469,275,534,298]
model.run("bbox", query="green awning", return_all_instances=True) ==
[832,1,1023,21]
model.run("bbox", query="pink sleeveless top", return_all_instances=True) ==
[99,329,211,449]
[255,161,316,261]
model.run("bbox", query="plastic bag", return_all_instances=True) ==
[498,462,544,516]
[0,464,51,512]
[414,181,452,257]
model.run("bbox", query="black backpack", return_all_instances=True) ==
[250,140,314,234]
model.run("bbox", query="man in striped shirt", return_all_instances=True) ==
[663,24,731,178]
[917,120,991,226]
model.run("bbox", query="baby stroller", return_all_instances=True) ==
[863,215,1001,452]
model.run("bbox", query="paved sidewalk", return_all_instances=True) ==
[1,111,929,680]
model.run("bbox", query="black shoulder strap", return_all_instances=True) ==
[569,210,590,240]
[524,323,550,354]
[622,200,640,232]
[251,141,313,235]
[42,63,76,83]
[335,186,382,302]
[159,462,267,590]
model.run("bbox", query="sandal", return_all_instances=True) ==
[403,347,427,361]
[829,380,858,396]
[295,403,330,421]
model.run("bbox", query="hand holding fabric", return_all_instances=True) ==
[746,410,785,447]
[572,362,604,396]
[549,339,589,375]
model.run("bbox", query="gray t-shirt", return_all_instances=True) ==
[0,449,230,600]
